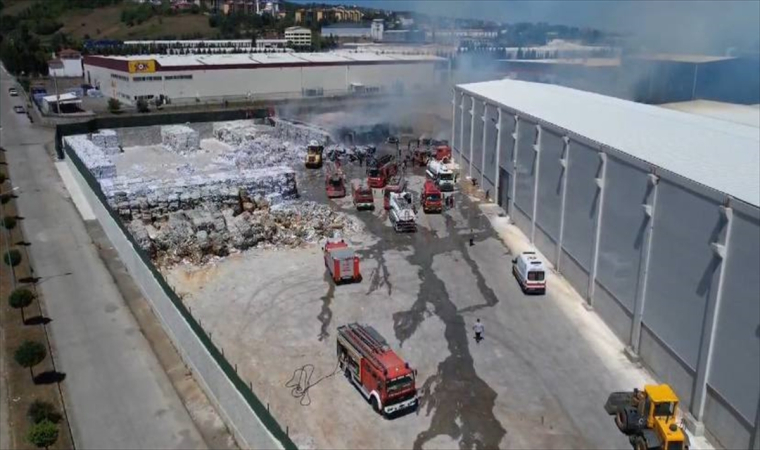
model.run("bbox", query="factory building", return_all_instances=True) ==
[284,27,312,48]
[452,79,759,450]
[83,52,444,105]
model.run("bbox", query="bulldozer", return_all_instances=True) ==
[305,141,324,168]
[605,384,690,450]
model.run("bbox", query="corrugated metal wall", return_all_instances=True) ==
[453,86,760,450]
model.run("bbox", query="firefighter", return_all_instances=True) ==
[473,319,484,343]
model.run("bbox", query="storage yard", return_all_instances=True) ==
[59,97,722,449]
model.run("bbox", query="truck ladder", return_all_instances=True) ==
[342,323,389,372]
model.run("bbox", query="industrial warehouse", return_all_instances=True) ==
[452,79,760,450]
[82,52,445,105]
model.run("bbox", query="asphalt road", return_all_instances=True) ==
[0,67,207,449]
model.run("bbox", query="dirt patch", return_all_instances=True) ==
[0,153,74,450]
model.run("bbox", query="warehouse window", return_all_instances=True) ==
[133,76,163,82]
[165,75,193,80]
[111,73,129,81]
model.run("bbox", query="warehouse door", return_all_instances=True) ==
[498,168,511,214]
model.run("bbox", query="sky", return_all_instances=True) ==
[293,0,760,54]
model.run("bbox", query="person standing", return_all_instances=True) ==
[473,318,484,343]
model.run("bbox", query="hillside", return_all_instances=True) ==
[2,0,219,41]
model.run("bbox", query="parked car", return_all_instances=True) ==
[13,105,25,114]
[8,88,18,96]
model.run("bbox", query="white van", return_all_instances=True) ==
[512,251,546,295]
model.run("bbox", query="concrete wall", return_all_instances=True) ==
[85,62,438,105]
[452,86,760,449]
[64,147,287,450]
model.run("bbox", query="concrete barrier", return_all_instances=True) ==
[64,144,295,450]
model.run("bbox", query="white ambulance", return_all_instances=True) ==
[512,251,546,295]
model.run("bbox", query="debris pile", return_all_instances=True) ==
[274,119,331,146]
[102,166,298,222]
[64,135,117,179]
[90,129,121,156]
[161,125,200,154]
[129,200,362,267]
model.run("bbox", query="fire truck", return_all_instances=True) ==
[324,239,361,284]
[389,191,417,232]
[420,180,443,213]
[352,180,375,210]
[337,323,418,416]
[434,145,452,161]
[367,155,398,189]
[383,176,406,210]
[325,163,347,198]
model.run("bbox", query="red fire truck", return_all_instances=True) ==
[324,239,361,284]
[383,176,406,210]
[434,145,452,161]
[367,156,398,189]
[420,180,443,213]
[326,165,347,198]
[337,323,418,416]
[352,180,375,210]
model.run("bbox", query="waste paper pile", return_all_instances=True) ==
[161,125,200,154]
[274,118,331,146]
[129,199,362,267]
[90,129,121,156]
[64,135,117,179]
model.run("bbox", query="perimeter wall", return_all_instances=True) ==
[452,87,760,450]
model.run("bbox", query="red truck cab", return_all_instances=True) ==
[383,176,406,210]
[367,161,398,189]
[326,172,347,198]
[352,181,375,210]
[421,180,443,213]
[435,145,452,161]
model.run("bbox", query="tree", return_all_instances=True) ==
[27,400,62,424]
[107,98,121,113]
[14,340,46,381]
[3,215,17,229]
[3,249,21,267]
[26,420,59,449]
[8,288,34,323]
[136,98,149,113]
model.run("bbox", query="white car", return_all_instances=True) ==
[13,105,25,114]
[8,88,18,97]
[512,251,546,295]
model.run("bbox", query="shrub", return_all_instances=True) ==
[8,287,34,323]
[0,172,6,183]
[27,400,62,424]
[107,98,121,113]
[3,249,21,267]
[0,193,11,204]
[3,216,16,229]
[14,340,46,381]
[26,420,59,449]
[136,98,149,113]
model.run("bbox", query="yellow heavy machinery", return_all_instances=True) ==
[305,141,324,168]
[605,384,690,450]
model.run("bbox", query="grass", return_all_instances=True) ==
[1,0,37,15]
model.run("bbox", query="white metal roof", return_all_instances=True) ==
[659,100,760,129]
[459,79,760,207]
[105,52,442,67]
[42,92,81,103]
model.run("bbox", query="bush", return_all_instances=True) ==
[26,420,58,449]
[28,400,62,424]
[0,172,6,183]
[14,340,46,381]
[0,193,11,204]
[136,98,149,113]
[107,98,121,113]
[3,249,21,267]
[34,18,63,35]
[3,216,16,229]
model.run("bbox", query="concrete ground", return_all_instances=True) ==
[0,65,211,449]
[166,159,682,449]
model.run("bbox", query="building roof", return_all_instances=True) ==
[459,79,760,207]
[500,58,621,67]
[631,53,736,63]
[84,52,443,71]
[42,93,81,103]
[659,100,760,128]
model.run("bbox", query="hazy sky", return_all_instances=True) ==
[295,0,760,54]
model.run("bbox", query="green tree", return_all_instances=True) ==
[14,340,46,381]
[26,420,59,449]
[136,98,149,113]
[3,249,21,267]
[8,288,34,323]
[3,215,17,229]
[27,400,62,424]
[107,98,121,113]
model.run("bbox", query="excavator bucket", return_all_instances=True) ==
[605,391,634,415]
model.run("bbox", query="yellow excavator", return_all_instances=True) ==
[605,384,690,450]
[305,141,324,169]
